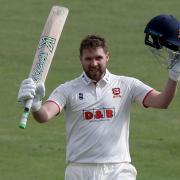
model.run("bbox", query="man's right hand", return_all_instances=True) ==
[17,78,45,112]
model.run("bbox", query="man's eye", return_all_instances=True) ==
[85,57,92,61]
[96,56,103,60]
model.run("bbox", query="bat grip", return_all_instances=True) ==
[19,99,33,129]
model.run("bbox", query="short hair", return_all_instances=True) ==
[79,35,108,56]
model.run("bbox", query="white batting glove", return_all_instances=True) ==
[168,50,180,82]
[17,78,45,112]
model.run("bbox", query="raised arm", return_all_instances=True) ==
[144,51,180,109]
[32,101,60,123]
[144,79,178,108]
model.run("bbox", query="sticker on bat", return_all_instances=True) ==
[31,52,48,82]
[38,36,56,53]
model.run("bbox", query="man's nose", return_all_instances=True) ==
[91,59,98,66]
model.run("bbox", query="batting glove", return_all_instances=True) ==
[17,78,45,112]
[168,50,180,82]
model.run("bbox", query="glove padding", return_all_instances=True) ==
[18,78,45,112]
[168,50,180,82]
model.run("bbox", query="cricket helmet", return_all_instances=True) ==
[144,14,180,51]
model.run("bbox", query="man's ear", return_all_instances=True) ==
[106,51,110,62]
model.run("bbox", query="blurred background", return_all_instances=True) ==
[0,0,180,179]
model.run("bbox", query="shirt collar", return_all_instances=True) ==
[81,69,111,85]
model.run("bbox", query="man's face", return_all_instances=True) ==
[80,47,109,82]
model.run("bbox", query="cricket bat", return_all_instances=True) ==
[19,6,69,129]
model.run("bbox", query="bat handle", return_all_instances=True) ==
[19,99,33,129]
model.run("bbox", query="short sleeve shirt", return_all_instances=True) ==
[47,70,153,163]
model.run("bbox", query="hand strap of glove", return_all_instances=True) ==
[31,100,42,112]
[31,83,45,112]
[168,51,180,82]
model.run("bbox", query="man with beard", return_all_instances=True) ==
[18,34,179,180]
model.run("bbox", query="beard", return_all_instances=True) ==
[83,65,106,82]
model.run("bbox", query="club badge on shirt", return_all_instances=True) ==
[112,88,121,98]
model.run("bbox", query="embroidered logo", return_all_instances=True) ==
[112,88,121,98]
[79,93,84,100]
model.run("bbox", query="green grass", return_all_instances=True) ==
[0,0,180,179]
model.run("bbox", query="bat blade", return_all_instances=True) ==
[19,6,69,129]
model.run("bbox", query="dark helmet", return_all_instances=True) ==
[144,14,180,51]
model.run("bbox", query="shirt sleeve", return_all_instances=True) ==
[47,84,68,110]
[131,78,153,107]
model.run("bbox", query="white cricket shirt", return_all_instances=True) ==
[47,70,153,163]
